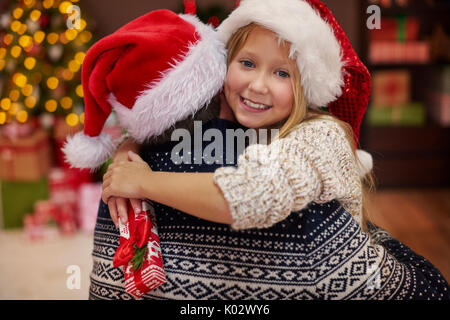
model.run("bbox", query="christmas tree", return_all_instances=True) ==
[0,0,94,128]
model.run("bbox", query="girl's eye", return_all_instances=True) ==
[240,60,254,68]
[276,70,290,78]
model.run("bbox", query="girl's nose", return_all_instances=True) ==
[248,73,269,95]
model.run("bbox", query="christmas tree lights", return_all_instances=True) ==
[0,0,94,127]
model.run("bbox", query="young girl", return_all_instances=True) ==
[102,0,370,230]
[99,0,449,299]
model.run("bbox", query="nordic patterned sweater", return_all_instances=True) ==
[89,118,450,300]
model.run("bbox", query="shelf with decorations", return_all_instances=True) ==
[359,0,450,188]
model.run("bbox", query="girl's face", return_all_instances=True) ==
[224,26,296,130]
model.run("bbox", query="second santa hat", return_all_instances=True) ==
[63,9,226,169]
[218,0,372,146]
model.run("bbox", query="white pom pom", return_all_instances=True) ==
[356,149,373,178]
[62,132,115,170]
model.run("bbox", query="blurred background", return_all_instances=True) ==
[0,0,449,299]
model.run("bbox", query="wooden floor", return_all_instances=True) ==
[367,188,450,282]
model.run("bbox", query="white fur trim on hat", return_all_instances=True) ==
[218,0,345,108]
[356,149,373,178]
[109,14,227,143]
[62,132,115,170]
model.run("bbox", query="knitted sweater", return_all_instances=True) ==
[213,117,363,229]
[89,118,450,300]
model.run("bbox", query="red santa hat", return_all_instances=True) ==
[218,0,373,175]
[62,9,226,169]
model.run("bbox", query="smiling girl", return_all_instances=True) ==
[102,10,369,231]
[96,0,450,300]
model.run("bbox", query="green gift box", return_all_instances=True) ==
[0,177,49,229]
[367,103,426,127]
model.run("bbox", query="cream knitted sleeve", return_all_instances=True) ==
[213,118,363,230]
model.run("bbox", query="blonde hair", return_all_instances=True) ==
[226,23,375,231]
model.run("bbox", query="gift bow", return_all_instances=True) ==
[113,200,153,268]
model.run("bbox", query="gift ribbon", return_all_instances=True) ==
[397,15,406,43]
[113,200,152,268]
[0,132,49,180]
[0,133,49,153]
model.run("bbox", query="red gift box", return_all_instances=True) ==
[23,213,59,241]
[372,70,411,107]
[0,129,51,181]
[370,41,430,64]
[114,200,166,297]
[53,203,77,235]
[22,199,76,240]
[49,167,92,205]
[370,17,420,42]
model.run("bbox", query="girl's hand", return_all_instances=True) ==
[107,197,142,228]
[103,139,143,227]
[102,151,152,208]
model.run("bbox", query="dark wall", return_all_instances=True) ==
[81,0,234,37]
[81,0,362,53]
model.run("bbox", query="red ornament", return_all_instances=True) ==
[184,0,196,15]
[208,16,220,28]
[39,14,50,29]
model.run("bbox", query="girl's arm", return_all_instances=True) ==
[102,151,233,225]
[142,171,232,224]
[103,119,361,230]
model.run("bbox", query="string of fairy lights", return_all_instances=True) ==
[0,0,94,127]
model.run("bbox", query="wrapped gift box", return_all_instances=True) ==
[370,41,430,64]
[370,17,420,42]
[0,177,49,229]
[372,70,411,107]
[23,214,59,241]
[367,103,426,127]
[23,199,77,240]
[115,201,166,297]
[78,183,102,233]
[48,167,92,227]
[0,129,51,182]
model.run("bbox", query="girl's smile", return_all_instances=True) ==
[239,96,272,113]
[224,26,296,130]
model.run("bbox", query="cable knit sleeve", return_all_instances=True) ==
[213,118,362,230]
